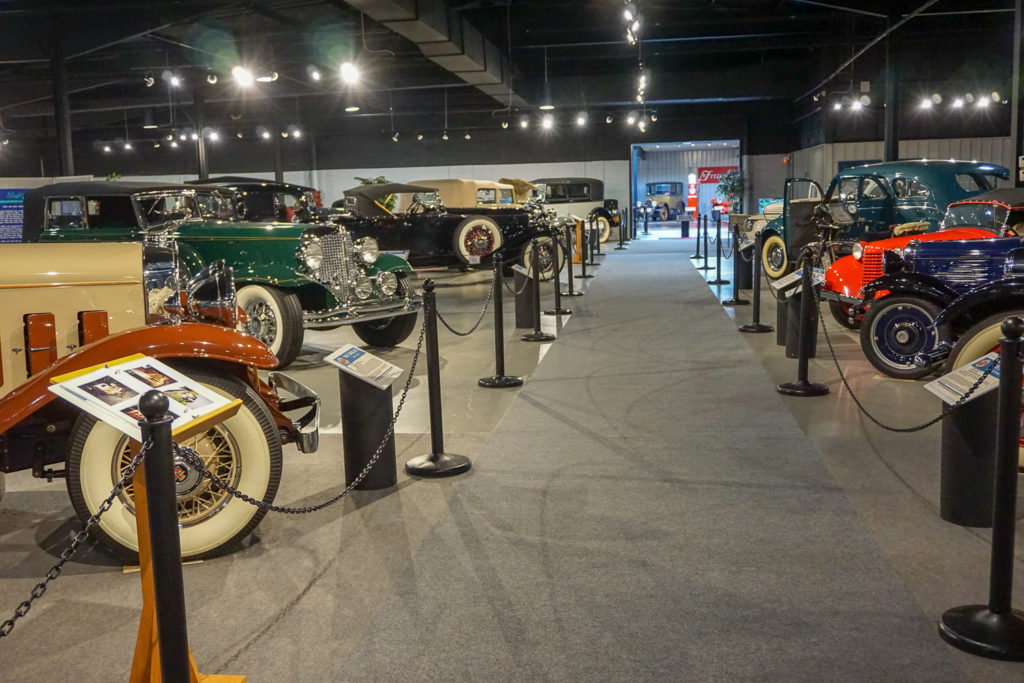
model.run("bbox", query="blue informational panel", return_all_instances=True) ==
[0,188,27,242]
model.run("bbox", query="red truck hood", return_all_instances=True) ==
[823,227,998,298]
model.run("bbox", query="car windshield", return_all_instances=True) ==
[942,203,1010,232]
[194,192,236,220]
[138,193,196,228]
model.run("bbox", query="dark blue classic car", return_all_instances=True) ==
[856,188,1024,378]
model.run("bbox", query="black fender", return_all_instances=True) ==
[933,277,1024,330]
[588,207,613,223]
[861,272,959,305]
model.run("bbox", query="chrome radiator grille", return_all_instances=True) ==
[932,258,1001,288]
[319,231,355,298]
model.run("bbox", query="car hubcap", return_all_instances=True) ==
[114,426,241,526]
[767,245,784,270]
[871,304,935,368]
[464,225,494,256]
[244,301,277,345]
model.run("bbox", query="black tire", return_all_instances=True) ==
[66,369,282,562]
[592,215,612,242]
[828,300,861,330]
[452,216,502,264]
[859,295,940,379]
[761,233,789,280]
[237,284,304,368]
[521,236,564,281]
[353,312,419,347]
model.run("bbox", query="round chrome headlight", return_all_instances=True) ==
[355,236,379,264]
[354,274,374,299]
[377,270,399,296]
[301,239,324,271]
[852,242,864,260]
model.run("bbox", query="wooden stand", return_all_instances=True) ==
[129,401,246,683]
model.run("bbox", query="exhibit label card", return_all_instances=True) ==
[49,355,231,441]
[924,352,1001,405]
[326,343,403,389]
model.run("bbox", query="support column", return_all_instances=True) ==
[1013,0,1023,187]
[273,128,284,183]
[883,7,901,162]
[50,14,74,176]
[194,84,208,180]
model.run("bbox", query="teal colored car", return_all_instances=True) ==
[758,160,1011,280]
[22,181,421,367]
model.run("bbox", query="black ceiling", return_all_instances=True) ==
[0,0,1013,147]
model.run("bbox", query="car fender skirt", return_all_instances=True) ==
[862,273,958,304]
[0,322,278,435]
[933,279,1024,329]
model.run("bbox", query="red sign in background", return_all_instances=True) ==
[696,166,739,184]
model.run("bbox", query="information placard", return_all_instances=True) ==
[0,188,27,242]
[924,352,1001,405]
[49,354,231,441]
[326,343,403,389]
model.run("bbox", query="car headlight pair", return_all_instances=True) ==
[353,271,399,300]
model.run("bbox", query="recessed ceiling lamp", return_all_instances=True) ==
[576,112,586,126]
[340,61,360,85]
[541,114,554,130]
[232,66,254,87]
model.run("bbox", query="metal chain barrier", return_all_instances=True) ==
[435,276,494,337]
[180,318,427,514]
[502,274,531,297]
[813,286,999,432]
[0,442,150,639]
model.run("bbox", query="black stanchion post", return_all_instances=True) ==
[739,231,774,334]
[479,253,523,388]
[691,212,702,259]
[643,210,649,235]
[939,317,1024,661]
[405,280,471,477]
[522,240,556,342]
[707,216,730,286]
[138,392,191,683]
[777,249,828,396]
[576,221,594,280]
[722,224,748,306]
[697,215,712,271]
[615,214,627,250]
[545,231,571,316]
[594,219,603,256]
[587,220,599,266]
[563,223,583,297]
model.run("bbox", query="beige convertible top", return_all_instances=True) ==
[412,178,519,209]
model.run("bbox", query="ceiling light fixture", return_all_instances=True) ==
[606,115,613,124]
[255,71,278,83]
[919,98,932,109]
[392,132,400,142]
[626,113,636,125]
[170,140,179,148]
[833,101,842,110]
[624,3,636,21]
[991,90,1001,102]
[442,130,449,141]
[542,113,554,130]
[190,132,199,141]
[208,130,219,141]
[232,65,254,87]
[638,120,647,132]
[931,92,943,104]
[142,109,158,129]
[207,73,218,85]
[123,141,132,150]
[169,74,182,88]
[976,97,990,108]
[465,132,472,140]
[143,73,155,88]
[261,130,271,139]
[850,100,863,111]
[520,116,529,128]
[952,97,964,108]
[417,133,424,140]
[501,120,510,129]
[340,61,360,85]
[539,47,554,111]
[576,112,586,126]
[307,65,321,82]
[103,144,112,153]
[964,92,975,103]
[650,112,658,122]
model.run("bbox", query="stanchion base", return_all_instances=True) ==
[575,274,595,279]
[521,331,556,342]
[562,290,584,297]
[739,323,774,334]
[405,452,472,477]
[939,605,1024,660]
[777,380,830,397]
[478,375,524,388]
[586,261,599,266]
[707,278,731,285]
[544,307,572,315]
[614,246,628,250]
[690,254,703,259]
[696,265,713,271]
[722,298,750,306]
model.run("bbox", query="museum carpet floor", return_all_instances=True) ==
[2,235,1023,681]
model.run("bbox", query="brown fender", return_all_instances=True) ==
[0,322,277,435]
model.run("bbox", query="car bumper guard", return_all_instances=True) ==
[268,372,320,453]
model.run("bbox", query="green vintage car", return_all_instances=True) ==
[21,181,421,367]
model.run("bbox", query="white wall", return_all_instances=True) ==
[123,159,632,208]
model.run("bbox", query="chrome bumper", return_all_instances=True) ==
[268,372,320,454]
[818,289,862,305]
[303,297,421,329]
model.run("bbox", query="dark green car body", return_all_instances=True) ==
[21,181,421,366]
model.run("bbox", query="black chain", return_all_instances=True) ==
[0,441,150,639]
[436,277,494,337]
[179,319,426,514]
[814,286,999,432]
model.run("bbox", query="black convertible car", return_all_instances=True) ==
[333,183,564,278]
[188,176,322,223]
